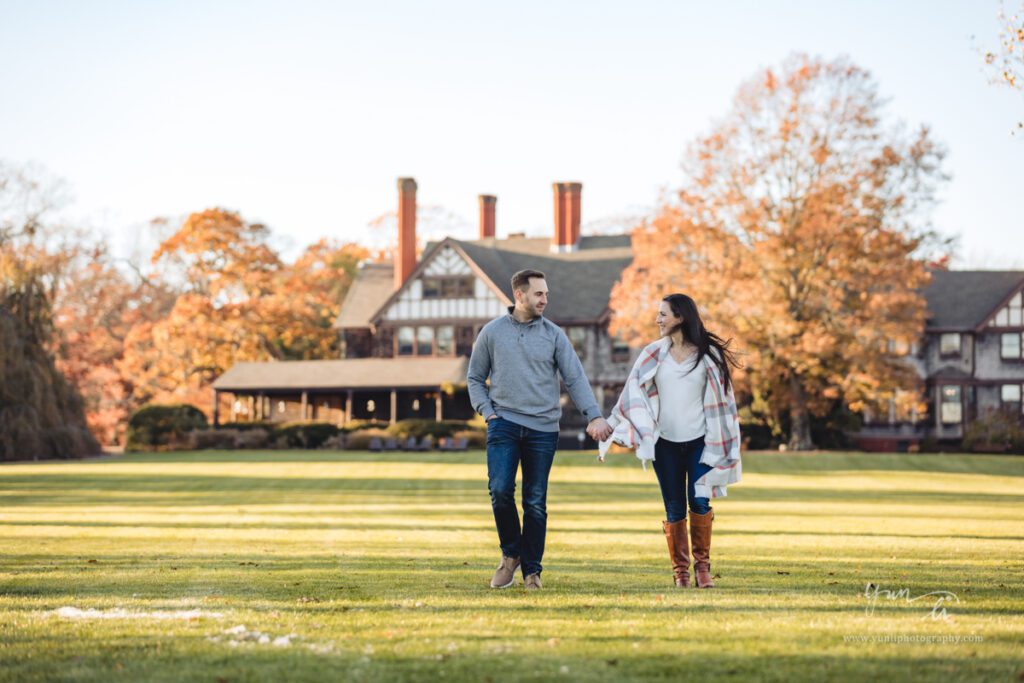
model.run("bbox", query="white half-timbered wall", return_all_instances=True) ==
[382,245,507,321]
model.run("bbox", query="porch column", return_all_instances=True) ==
[212,389,220,428]
[595,385,606,413]
[435,391,443,421]
[247,395,255,422]
[390,390,398,425]
[301,391,308,421]
[345,390,353,424]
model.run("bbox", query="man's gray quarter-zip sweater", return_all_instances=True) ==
[467,308,602,433]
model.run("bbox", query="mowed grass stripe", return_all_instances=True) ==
[0,450,1022,682]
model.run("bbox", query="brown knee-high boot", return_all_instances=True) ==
[689,508,715,588]
[662,520,690,588]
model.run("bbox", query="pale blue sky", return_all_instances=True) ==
[1,0,1020,266]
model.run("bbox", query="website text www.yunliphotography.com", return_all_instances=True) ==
[843,633,985,645]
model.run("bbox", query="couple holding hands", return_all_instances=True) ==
[467,269,742,591]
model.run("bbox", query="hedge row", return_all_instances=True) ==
[126,404,486,452]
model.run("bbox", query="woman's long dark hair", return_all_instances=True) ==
[662,293,740,392]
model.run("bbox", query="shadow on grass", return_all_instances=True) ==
[2,552,1019,618]
[3,519,1023,542]
[1,644,1018,683]
[3,472,1023,508]
[12,448,1024,478]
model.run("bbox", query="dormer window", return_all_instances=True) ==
[990,291,1023,327]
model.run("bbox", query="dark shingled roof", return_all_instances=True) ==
[924,270,1024,330]
[333,234,634,327]
[454,235,633,323]
[333,243,1020,333]
[213,357,468,391]
[334,262,395,329]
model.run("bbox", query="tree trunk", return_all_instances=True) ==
[787,374,816,451]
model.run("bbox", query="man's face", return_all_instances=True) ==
[516,277,549,317]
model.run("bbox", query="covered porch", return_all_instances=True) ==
[211,357,473,426]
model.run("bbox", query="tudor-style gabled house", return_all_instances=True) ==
[212,176,1024,450]
[856,269,1024,450]
[213,178,635,442]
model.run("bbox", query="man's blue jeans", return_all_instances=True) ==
[652,435,712,522]
[486,416,559,577]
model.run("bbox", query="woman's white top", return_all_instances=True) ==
[654,350,707,442]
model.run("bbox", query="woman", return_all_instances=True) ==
[599,294,741,588]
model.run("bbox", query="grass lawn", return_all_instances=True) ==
[1,449,1022,682]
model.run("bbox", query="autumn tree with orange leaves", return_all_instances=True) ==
[51,243,177,444]
[610,55,949,450]
[120,209,366,413]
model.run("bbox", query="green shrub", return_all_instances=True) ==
[321,434,346,450]
[234,429,271,449]
[275,421,341,449]
[125,404,208,452]
[217,421,275,432]
[344,428,388,450]
[187,429,239,450]
[962,409,1024,454]
[385,419,471,439]
[341,420,389,434]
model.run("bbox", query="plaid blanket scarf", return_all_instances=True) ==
[598,336,742,498]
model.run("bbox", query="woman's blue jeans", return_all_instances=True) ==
[652,435,711,522]
[486,417,559,577]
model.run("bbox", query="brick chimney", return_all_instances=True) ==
[479,194,496,239]
[395,177,417,289]
[551,182,582,253]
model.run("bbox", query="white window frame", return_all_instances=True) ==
[990,291,1023,327]
[939,333,961,356]
[1001,333,1023,360]
[940,385,962,425]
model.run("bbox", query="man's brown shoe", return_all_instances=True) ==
[524,573,542,590]
[490,556,520,588]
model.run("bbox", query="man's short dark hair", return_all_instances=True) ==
[511,269,546,292]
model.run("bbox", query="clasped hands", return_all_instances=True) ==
[586,417,613,442]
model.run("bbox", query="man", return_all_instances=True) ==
[468,268,613,590]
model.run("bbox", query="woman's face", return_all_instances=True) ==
[656,301,683,337]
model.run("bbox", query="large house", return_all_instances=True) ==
[213,178,634,443]
[857,270,1024,450]
[212,177,1024,449]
